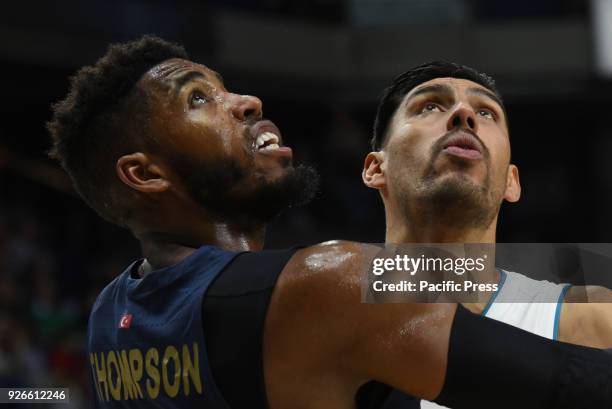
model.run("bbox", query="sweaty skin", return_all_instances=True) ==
[117,58,289,261]
[264,242,455,407]
[362,77,612,350]
[102,57,611,408]
[116,59,458,406]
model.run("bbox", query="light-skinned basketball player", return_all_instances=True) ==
[362,61,612,409]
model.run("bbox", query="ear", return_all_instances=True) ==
[362,151,387,190]
[116,153,170,193]
[503,164,521,203]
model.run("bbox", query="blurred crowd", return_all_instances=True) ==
[0,170,138,407]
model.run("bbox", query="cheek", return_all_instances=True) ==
[486,139,511,185]
[488,135,510,164]
[385,141,425,193]
[217,124,241,155]
[207,114,249,158]
[388,129,433,177]
[183,113,246,158]
[388,123,430,158]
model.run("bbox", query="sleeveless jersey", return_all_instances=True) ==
[482,270,572,339]
[86,244,402,409]
[87,245,239,408]
[421,270,571,409]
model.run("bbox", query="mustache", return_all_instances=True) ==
[246,116,268,128]
[243,117,270,137]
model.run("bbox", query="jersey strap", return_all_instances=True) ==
[203,248,299,409]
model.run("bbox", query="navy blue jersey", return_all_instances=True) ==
[86,244,419,409]
[87,245,238,408]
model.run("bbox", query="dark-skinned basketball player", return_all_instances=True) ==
[48,36,612,409]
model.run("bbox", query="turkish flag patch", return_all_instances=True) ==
[119,314,133,329]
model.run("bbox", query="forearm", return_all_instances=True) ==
[436,305,612,409]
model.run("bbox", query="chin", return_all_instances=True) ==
[254,153,292,172]
[421,172,486,202]
[256,164,294,183]
[434,168,486,188]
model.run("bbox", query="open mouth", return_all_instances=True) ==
[256,131,280,151]
[249,120,292,159]
[249,119,293,160]
[250,120,283,151]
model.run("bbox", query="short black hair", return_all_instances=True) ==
[371,61,505,150]
[47,35,188,224]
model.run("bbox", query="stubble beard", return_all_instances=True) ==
[395,156,500,232]
[171,153,319,224]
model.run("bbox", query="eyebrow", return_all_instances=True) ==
[173,70,206,93]
[408,83,453,101]
[172,69,225,94]
[407,83,505,114]
[466,87,504,111]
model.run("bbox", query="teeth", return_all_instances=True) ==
[262,143,280,150]
[263,132,278,143]
[256,132,279,149]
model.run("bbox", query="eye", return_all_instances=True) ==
[477,109,495,120]
[190,91,209,106]
[420,103,441,114]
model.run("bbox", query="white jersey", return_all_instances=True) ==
[482,270,571,339]
[421,270,571,409]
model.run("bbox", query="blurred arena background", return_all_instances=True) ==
[1,0,612,407]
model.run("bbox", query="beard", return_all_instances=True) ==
[414,171,498,229]
[170,154,319,223]
[395,133,500,231]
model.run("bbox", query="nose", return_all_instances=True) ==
[447,105,478,133]
[229,93,263,121]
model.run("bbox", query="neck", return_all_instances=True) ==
[384,203,499,309]
[384,194,498,244]
[385,216,497,243]
[135,217,266,271]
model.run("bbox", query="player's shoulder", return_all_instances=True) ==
[286,240,379,278]
[559,285,612,348]
[277,240,380,299]
[263,241,386,395]
[564,285,612,302]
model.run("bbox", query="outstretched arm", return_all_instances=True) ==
[265,241,612,409]
[436,303,611,409]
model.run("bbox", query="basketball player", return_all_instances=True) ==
[361,61,612,408]
[48,37,612,409]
